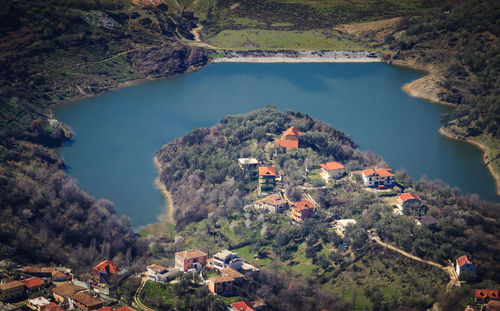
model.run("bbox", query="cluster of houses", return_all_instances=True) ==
[0,260,131,311]
[465,288,500,311]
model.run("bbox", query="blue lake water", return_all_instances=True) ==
[54,63,499,229]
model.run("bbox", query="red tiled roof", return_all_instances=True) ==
[115,307,134,311]
[489,300,500,308]
[475,289,499,299]
[293,201,314,211]
[20,277,44,288]
[320,161,344,171]
[232,301,256,311]
[42,303,66,311]
[456,255,473,267]
[70,292,103,308]
[53,283,86,297]
[282,126,302,137]
[258,166,276,177]
[52,270,68,279]
[276,138,299,149]
[96,308,113,311]
[362,168,394,177]
[209,275,234,283]
[220,268,245,279]
[23,266,42,274]
[398,193,422,203]
[93,260,120,274]
[256,194,287,206]
[147,264,167,273]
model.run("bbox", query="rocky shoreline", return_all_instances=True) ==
[212,50,382,63]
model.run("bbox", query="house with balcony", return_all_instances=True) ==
[175,249,207,272]
[211,250,238,270]
[254,194,288,213]
[290,200,314,222]
[320,161,345,180]
[361,168,395,187]
[258,167,276,193]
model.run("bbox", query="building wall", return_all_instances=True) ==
[0,285,25,302]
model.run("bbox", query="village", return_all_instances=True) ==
[1,126,497,311]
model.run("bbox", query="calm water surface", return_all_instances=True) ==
[54,63,499,229]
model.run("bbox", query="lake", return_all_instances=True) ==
[54,62,499,229]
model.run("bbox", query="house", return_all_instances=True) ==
[290,200,314,222]
[92,260,120,284]
[212,250,238,270]
[20,277,44,293]
[475,289,499,303]
[275,126,302,149]
[320,161,345,180]
[22,267,54,278]
[220,268,245,284]
[488,300,500,311]
[415,215,438,227]
[52,283,86,303]
[208,276,234,295]
[455,255,476,277]
[27,297,51,311]
[254,194,288,213]
[334,219,357,236]
[175,249,207,272]
[69,292,103,311]
[361,168,395,187]
[251,299,266,310]
[52,271,70,282]
[147,264,174,283]
[230,301,256,311]
[397,193,422,210]
[238,158,259,171]
[258,167,276,192]
[0,281,25,302]
[41,302,66,311]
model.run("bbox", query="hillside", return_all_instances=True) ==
[154,107,500,310]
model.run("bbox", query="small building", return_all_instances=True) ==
[41,302,66,311]
[258,167,276,192]
[230,301,256,311]
[361,168,395,187]
[146,264,172,283]
[415,215,438,227]
[238,158,259,170]
[208,276,234,295]
[275,126,302,150]
[488,300,500,311]
[92,260,120,284]
[397,193,422,210]
[20,277,44,293]
[290,201,314,222]
[220,268,245,283]
[69,292,103,311]
[213,250,238,270]
[22,267,55,278]
[52,270,70,282]
[455,255,476,277]
[254,194,288,214]
[334,219,357,236]
[53,283,86,304]
[475,289,499,304]
[320,161,345,180]
[27,297,51,311]
[175,249,207,272]
[0,281,25,302]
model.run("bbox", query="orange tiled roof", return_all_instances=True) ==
[256,194,287,206]
[456,255,473,267]
[282,126,302,137]
[362,168,394,177]
[23,266,42,274]
[70,292,103,308]
[175,249,207,259]
[258,166,276,177]
[398,193,421,203]
[20,277,44,288]
[115,307,134,311]
[147,264,167,273]
[42,302,66,311]
[292,201,314,211]
[220,267,245,279]
[93,260,120,274]
[96,308,113,311]
[209,275,234,283]
[276,138,299,149]
[320,161,344,171]
[52,270,68,278]
[0,280,25,290]
[475,289,498,299]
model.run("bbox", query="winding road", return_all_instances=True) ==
[133,276,155,311]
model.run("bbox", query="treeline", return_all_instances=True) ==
[386,0,500,138]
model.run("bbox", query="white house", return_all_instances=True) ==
[320,161,345,180]
[238,158,259,170]
[361,168,395,187]
[456,255,476,276]
[334,219,357,236]
[27,297,50,311]
[212,250,238,270]
[254,194,288,213]
[147,264,168,283]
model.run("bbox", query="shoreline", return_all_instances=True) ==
[439,127,500,198]
[153,156,175,224]
[212,56,382,63]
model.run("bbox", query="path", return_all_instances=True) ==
[189,24,219,49]
[133,275,155,311]
[369,233,458,292]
